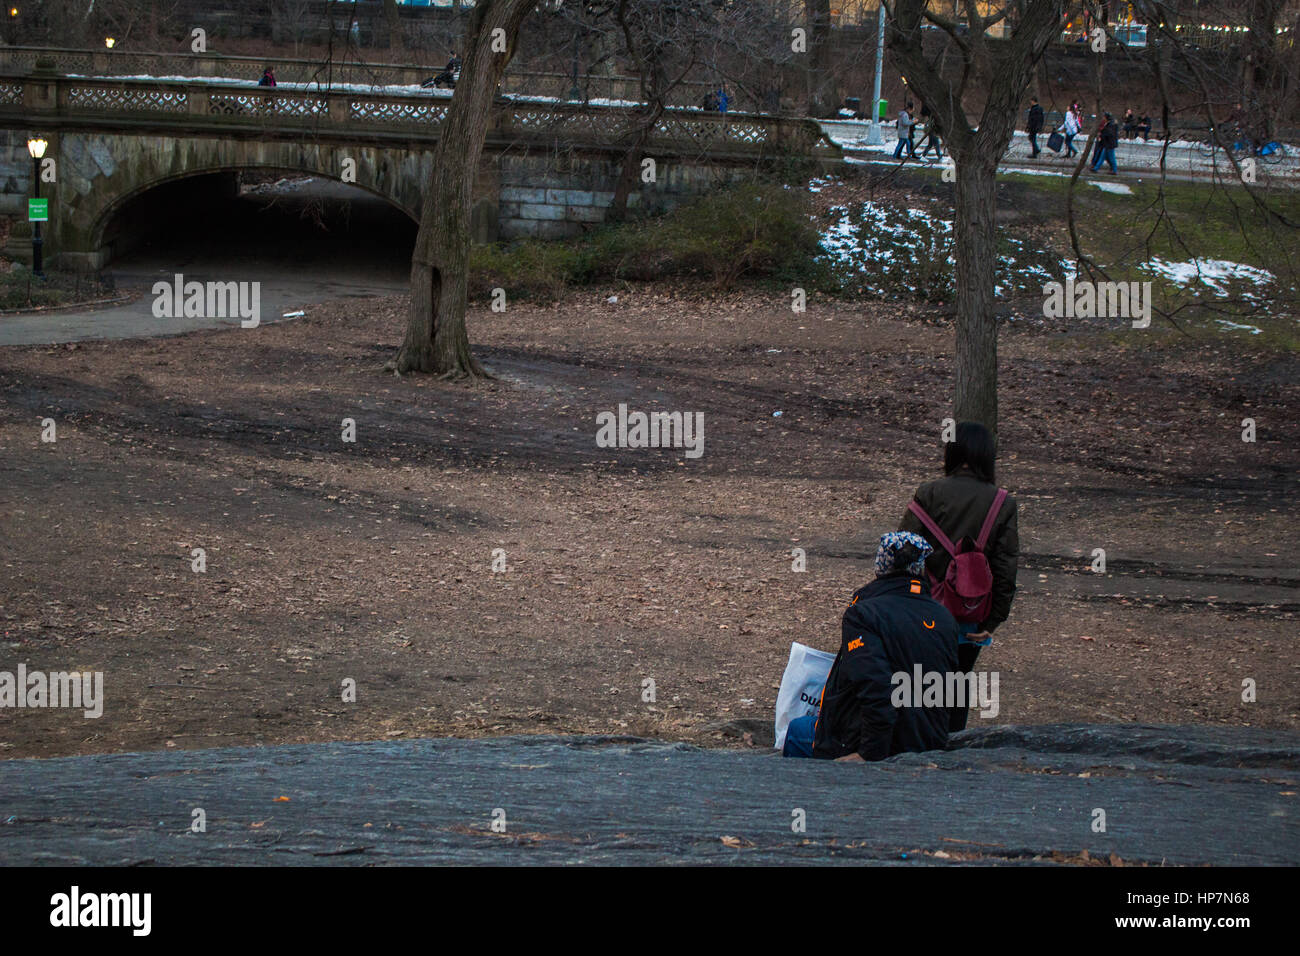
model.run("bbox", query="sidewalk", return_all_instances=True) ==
[821,120,1300,184]
[2,724,1295,865]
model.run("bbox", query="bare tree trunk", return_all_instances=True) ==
[886,0,1068,433]
[607,105,663,223]
[394,0,534,377]
[805,0,838,117]
[952,154,999,427]
[383,0,405,55]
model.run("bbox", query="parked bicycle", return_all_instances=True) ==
[1195,129,1288,165]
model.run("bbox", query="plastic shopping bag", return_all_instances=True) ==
[774,641,835,750]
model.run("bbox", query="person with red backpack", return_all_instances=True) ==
[898,421,1019,731]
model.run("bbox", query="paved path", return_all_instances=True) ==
[0,267,403,347]
[821,120,1300,184]
[1,724,1295,865]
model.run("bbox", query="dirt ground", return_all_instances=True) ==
[1,268,1297,759]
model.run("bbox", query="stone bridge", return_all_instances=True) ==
[0,67,838,270]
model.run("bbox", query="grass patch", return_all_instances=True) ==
[0,269,117,312]
[470,166,1298,349]
[875,166,1299,338]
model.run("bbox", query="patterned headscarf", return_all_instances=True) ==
[874,531,933,578]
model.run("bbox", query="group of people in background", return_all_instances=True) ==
[1121,108,1154,140]
[893,101,944,162]
[1024,98,1153,174]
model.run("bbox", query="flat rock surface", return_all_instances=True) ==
[2,724,1296,865]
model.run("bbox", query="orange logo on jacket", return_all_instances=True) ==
[847,637,864,652]
[923,620,935,629]
[909,579,922,594]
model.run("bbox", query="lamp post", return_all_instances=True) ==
[27,136,45,278]
[866,1,887,145]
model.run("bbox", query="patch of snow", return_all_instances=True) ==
[1215,319,1262,334]
[1146,257,1275,295]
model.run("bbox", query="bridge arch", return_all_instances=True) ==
[53,131,433,270]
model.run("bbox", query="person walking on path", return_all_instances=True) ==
[918,105,943,161]
[1026,97,1045,157]
[1091,112,1119,174]
[893,101,915,159]
[898,422,1019,732]
[1059,101,1082,158]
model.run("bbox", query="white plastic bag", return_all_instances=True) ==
[774,641,836,750]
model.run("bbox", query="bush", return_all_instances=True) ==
[469,182,827,301]
[0,268,115,312]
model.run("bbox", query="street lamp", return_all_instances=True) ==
[105,37,116,49]
[27,136,45,278]
[866,2,887,145]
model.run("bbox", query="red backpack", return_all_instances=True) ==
[907,488,1007,623]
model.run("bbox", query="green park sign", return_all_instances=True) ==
[28,198,48,222]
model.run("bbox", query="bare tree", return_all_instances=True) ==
[393,0,537,377]
[804,0,839,117]
[885,0,1070,433]
[1063,1,1298,330]
[382,0,406,55]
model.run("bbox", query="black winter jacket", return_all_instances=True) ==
[898,468,1019,632]
[1098,122,1119,149]
[812,574,959,761]
[1027,104,1044,133]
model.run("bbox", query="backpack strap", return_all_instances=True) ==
[906,500,956,559]
[975,488,1009,552]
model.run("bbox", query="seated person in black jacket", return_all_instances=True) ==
[423,52,461,89]
[783,532,959,761]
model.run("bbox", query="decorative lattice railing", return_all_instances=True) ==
[0,45,712,105]
[0,74,838,159]
[66,84,189,113]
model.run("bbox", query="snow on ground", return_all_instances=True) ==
[1214,320,1263,334]
[805,179,1288,322]
[1092,181,1134,194]
[1145,257,1276,295]
[241,176,319,194]
[812,194,1070,300]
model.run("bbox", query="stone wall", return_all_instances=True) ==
[0,129,781,268]
[495,150,752,241]
[0,129,35,252]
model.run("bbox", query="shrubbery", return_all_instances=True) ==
[469,182,828,300]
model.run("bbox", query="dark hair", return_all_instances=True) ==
[890,542,925,575]
[944,421,996,483]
